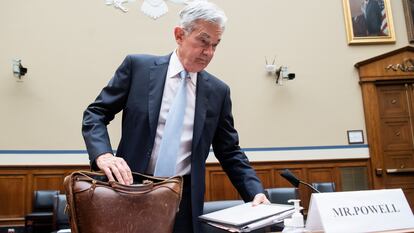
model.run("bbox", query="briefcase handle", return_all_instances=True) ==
[108,173,183,194]
[73,171,182,195]
[108,180,154,193]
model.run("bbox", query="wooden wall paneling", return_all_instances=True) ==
[26,169,33,219]
[32,173,65,192]
[334,166,344,192]
[255,168,272,189]
[205,167,273,201]
[0,165,89,227]
[207,170,239,200]
[0,174,27,222]
[204,166,211,201]
[307,167,336,184]
[0,162,371,226]
[205,159,371,211]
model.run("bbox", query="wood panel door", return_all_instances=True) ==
[356,46,414,210]
[376,83,414,209]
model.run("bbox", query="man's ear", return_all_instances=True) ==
[174,27,185,45]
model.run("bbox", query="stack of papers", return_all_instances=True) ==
[57,229,71,233]
[199,202,294,232]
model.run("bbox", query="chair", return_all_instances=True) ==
[51,194,69,233]
[25,190,60,233]
[312,182,336,192]
[264,187,299,205]
[203,200,244,214]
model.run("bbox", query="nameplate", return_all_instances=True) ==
[305,189,414,233]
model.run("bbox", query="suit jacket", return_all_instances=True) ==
[365,0,383,36]
[82,53,264,232]
[352,14,367,37]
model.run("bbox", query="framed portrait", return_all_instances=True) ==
[347,130,364,144]
[403,0,414,43]
[342,0,395,44]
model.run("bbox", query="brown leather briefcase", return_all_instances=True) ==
[63,171,183,233]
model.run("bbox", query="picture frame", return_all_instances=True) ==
[403,0,414,43]
[347,130,364,144]
[342,0,395,44]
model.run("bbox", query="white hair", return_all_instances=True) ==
[179,1,227,33]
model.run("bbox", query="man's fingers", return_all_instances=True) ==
[252,198,261,206]
[110,163,126,184]
[96,153,133,185]
[103,167,115,182]
[120,159,133,184]
[252,193,270,206]
[114,160,132,185]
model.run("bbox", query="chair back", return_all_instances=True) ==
[264,187,299,205]
[33,190,60,212]
[312,182,336,192]
[53,194,69,230]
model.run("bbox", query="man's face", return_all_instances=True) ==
[175,20,223,72]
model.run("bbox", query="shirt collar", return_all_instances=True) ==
[167,50,197,85]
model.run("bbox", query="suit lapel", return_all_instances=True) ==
[148,55,170,137]
[192,71,211,151]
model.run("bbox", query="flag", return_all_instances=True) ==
[378,0,388,35]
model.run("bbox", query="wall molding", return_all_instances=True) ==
[0,144,369,165]
[208,144,369,163]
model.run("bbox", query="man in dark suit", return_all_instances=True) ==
[82,2,269,233]
[352,0,384,37]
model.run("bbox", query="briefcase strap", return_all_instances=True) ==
[63,173,79,233]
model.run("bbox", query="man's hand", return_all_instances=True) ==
[96,153,133,185]
[252,193,270,206]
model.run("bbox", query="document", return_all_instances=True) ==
[199,202,294,232]
[57,229,71,233]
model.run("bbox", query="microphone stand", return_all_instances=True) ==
[299,180,320,193]
[280,169,321,193]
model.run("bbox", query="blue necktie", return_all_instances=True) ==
[154,70,188,177]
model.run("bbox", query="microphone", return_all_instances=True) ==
[280,169,320,193]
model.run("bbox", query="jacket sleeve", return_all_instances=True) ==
[212,86,265,201]
[82,55,132,170]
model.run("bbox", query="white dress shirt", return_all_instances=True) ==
[146,51,197,176]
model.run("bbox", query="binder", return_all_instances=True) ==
[199,202,294,232]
